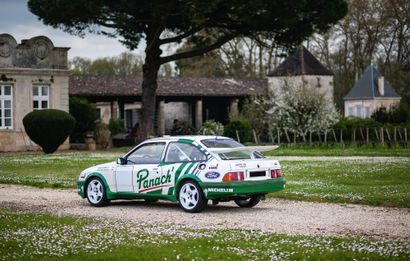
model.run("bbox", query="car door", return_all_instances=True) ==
[115,142,166,193]
[161,142,207,196]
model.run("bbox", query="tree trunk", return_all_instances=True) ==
[140,28,162,139]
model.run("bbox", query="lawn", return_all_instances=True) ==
[0,210,409,261]
[265,144,410,157]
[271,159,410,208]
[0,152,409,207]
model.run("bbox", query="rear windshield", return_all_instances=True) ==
[201,139,244,148]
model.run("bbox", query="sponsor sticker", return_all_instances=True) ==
[208,164,218,169]
[207,187,233,193]
[235,163,247,168]
[205,171,220,179]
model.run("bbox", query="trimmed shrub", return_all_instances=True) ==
[23,109,76,153]
[224,119,251,143]
[95,122,111,148]
[109,118,124,136]
[171,120,196,135]
[199,120,224,135]
[69,97,97,142]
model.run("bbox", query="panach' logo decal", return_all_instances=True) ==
[205,171,220,179]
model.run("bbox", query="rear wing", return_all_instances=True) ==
[207,145,278,154]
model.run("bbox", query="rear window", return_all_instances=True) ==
[201,139,244,148]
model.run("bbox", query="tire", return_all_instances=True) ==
[234,195,262,208]
[178,180,207,213]
[86,177,110,207]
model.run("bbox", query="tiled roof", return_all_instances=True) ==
[69,75,268,97]
[344,65,401,100]
[267,45,333,76]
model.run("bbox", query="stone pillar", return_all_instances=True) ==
[111,100,119,119]
[157,100,165,136]
[195,99,203,129]
[229,99,239,119]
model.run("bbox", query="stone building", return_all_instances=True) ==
[0,34,70,151]
[267,45,334,103]
[344,65,401,118]
[69,76,267,135]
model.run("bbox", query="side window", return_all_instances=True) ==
[165,142,207,163]
[126,142,165,164]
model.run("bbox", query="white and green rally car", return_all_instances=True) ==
[77,136,285,213]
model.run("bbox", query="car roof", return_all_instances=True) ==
[145,135,233,143]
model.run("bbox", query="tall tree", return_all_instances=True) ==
[28,0,347,138]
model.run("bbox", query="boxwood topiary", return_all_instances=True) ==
[23,109,76,153]
[224,119,252,143]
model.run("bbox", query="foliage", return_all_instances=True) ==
[240,96,274,137]
[371,103,410,124]
[224,119,252,143]
[69,97,97,143]
[273,81,339,141]
[22,109,76,153]
[95,122,111,149]
[69,52,143,76]
[109,118,124,136]
[170,120,196,135]
[333,117,381,130]
[28,0,348,138]
[199,120,224,135]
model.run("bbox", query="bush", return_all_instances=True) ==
[95,122,111,148]
[69,97,97,142]
[23,109,76,153]
[199,120,224,135]
[224,119,251,143]
[171,120,196,135]
[109,118,124,136]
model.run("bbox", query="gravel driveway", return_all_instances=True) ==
[1,184,409,242]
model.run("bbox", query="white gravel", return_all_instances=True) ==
[1,184,409,242]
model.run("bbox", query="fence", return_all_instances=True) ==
[242,127,409,147]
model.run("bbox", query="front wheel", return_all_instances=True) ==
[178,180,207,213]
[234,195,262,208]
[86,177,109,207]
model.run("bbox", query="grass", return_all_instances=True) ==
[0,152,120,188]
[0,151,409,207]
[272,159,410,208]
[264,144,410,157]
[0,210,409,260]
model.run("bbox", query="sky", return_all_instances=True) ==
[0,0,144,59]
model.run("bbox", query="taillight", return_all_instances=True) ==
[223,171,245,182]
[271,169,282,178]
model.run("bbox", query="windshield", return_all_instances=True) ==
[200,139,265,160]
[201,139,244,148]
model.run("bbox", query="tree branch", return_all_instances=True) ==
[160,33,238,64]
[159,26,203,45]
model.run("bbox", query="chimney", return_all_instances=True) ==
[378,76,384,96]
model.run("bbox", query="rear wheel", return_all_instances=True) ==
[234,195,262,208]
[86,177,109,207]
[178,180,207,213]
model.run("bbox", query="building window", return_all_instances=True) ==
[0,85,13,129]
[365,106,370,118]
[33,86,49,110]
[316,77,321,88]
[356,105,362,117]
[348,107,353,117]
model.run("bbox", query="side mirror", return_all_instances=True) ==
[116,157,127,165]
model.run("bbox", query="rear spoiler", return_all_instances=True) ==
[207,145,278,154]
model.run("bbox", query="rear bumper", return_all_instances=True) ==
[202,178,285,200]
